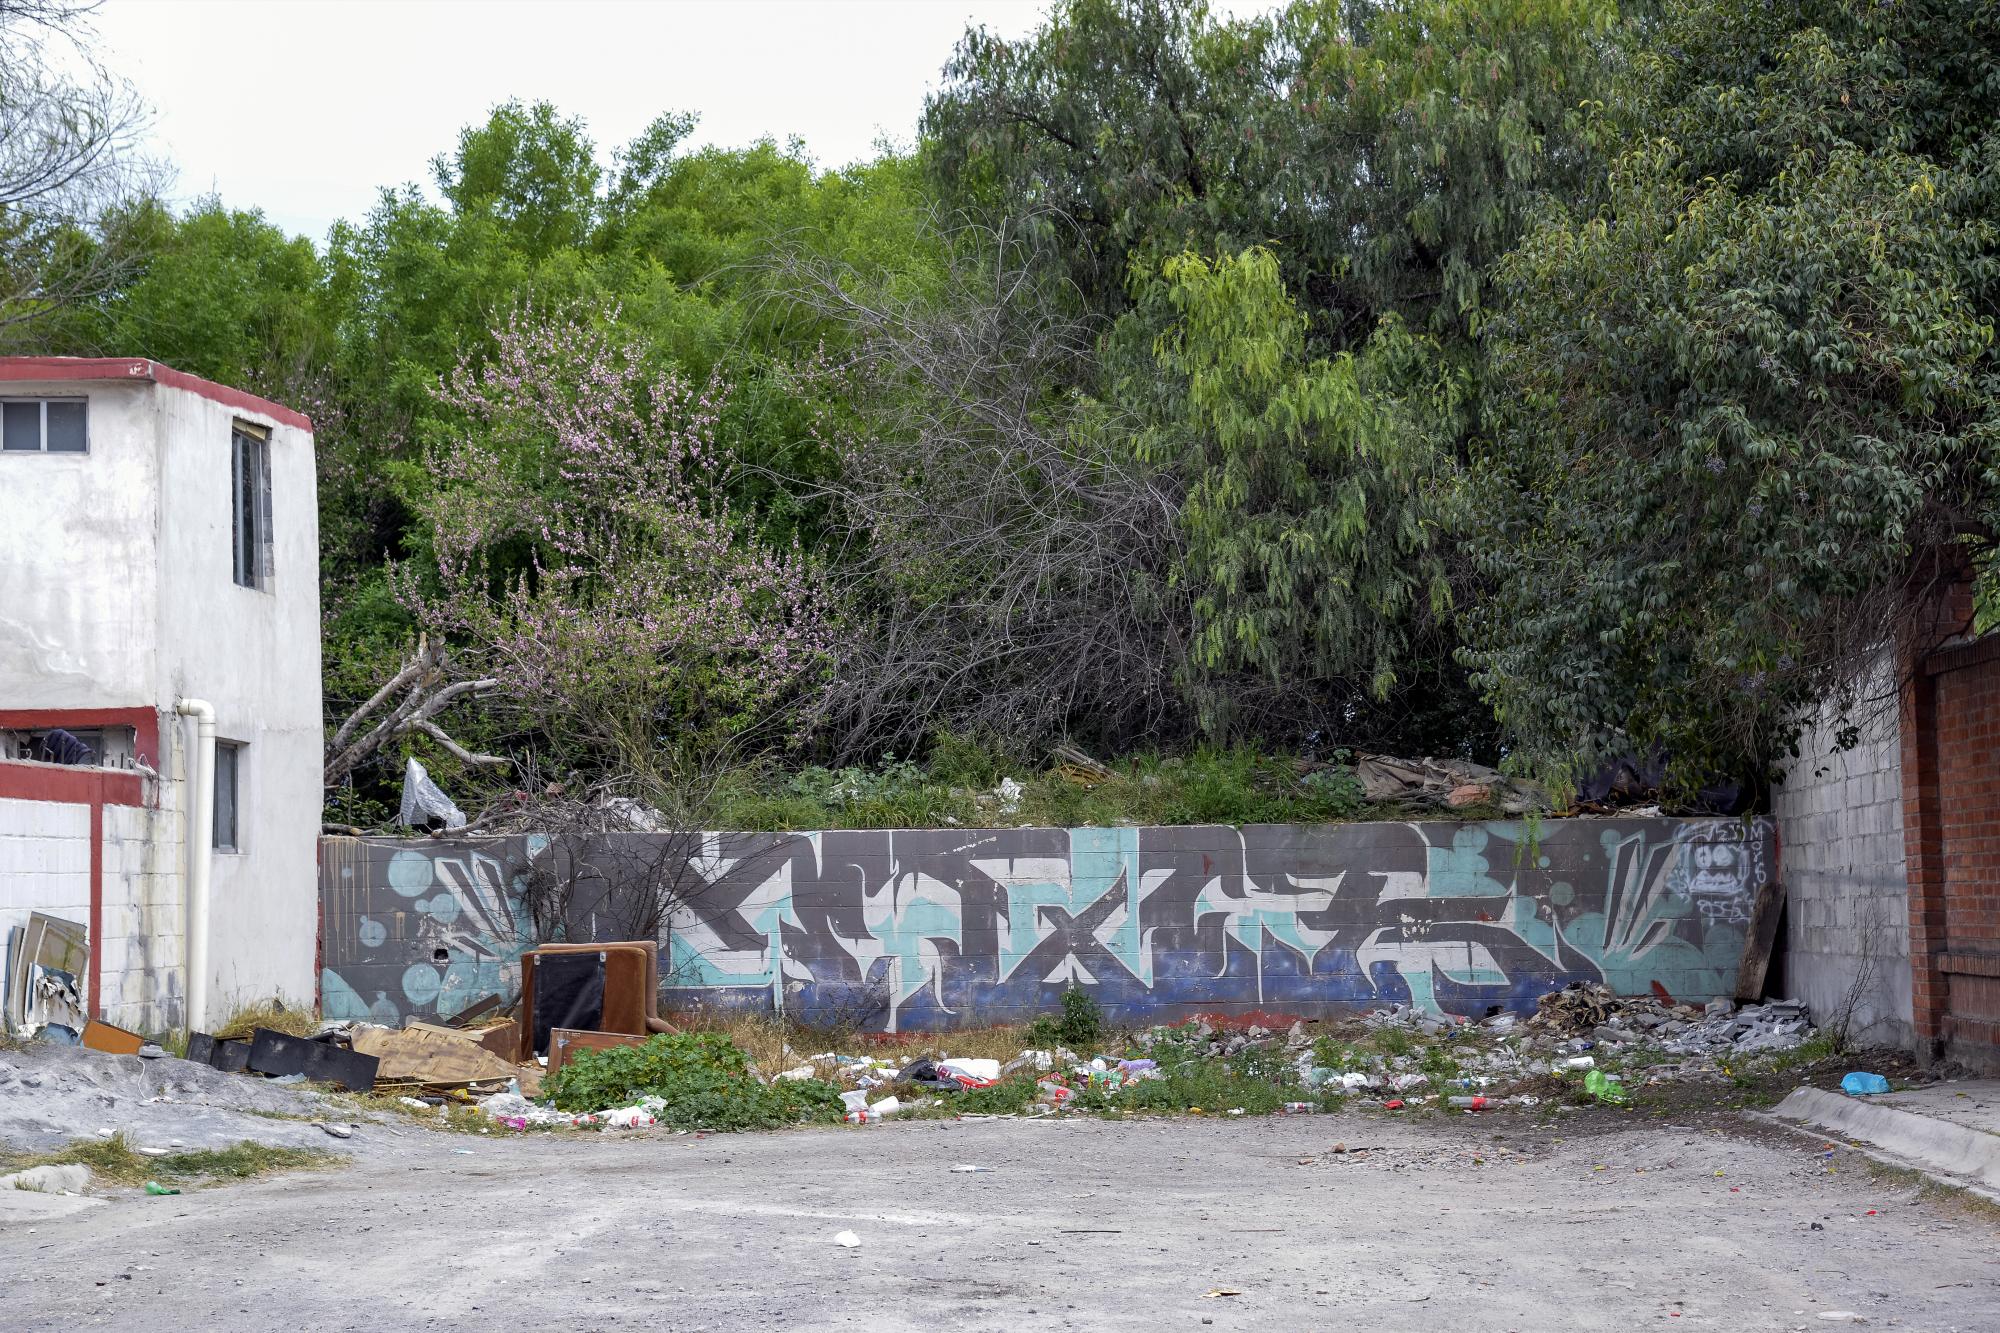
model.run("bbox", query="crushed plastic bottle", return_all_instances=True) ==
[143,1181,179,1196]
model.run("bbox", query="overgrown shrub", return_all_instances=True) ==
[541,1032,846,1130]
[1029,985,1104,1050]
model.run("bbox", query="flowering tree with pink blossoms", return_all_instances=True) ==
[409,306,836,783]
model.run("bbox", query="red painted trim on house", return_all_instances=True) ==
[0,759,141,807]
[0,356,312,432]
[0,707,157,801]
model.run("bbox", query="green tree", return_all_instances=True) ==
[1142,247,1460,728]
[1464,0,2000,784]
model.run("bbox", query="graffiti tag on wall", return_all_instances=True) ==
[320,819,1771,1031]
[319,836,541,1023]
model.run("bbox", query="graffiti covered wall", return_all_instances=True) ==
[320,818,1772,1031]
[319,835,541,1023]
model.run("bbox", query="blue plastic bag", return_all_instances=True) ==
[1840,1071,1891,1096]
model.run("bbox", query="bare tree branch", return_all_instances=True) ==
[0,0,165,341]
[322,640,503,787]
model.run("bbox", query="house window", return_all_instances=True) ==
[1,398,88,453]
[214,742,242,851]
[231,423,272,588]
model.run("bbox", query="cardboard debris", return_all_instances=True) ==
[350,1023,522,1085]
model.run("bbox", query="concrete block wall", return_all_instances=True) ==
[97,801,184,1031]
[0,796,93,981]
[322,817,1775,1032]
[1773,678,1914,1049]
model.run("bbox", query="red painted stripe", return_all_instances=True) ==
[0,356,312,432]
[0,760,142,807]
[0,707,160,792]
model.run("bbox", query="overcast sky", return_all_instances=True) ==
[90,0,1067,245]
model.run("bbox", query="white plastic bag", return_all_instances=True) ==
[399,756,466,831]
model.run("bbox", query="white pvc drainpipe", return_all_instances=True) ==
[175,699,215,1035]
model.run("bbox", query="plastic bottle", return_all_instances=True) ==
[1447,1095,1490,1110]
[143,1181,179,1196]
[1282,1102,1317,1114]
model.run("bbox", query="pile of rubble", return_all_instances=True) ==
[1523,982,1815,1057]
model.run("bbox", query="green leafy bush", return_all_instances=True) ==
[1028,985,1104,1050]
[541,1032,846,1130]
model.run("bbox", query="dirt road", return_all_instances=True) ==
[3,1111,1994,1331]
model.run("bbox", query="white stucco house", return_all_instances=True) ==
[0,357,320,1036]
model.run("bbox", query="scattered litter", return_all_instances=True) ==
[316,1122,354,1139]
[1201,1288,1243,1299]
[142,1181,178,1196]
[949,1164,994,1173]
[833,1230,861,1249]
[1840,1072,1891,1097]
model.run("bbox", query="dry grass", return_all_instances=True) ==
[212,998,319,1041]
[678,1015,1052,1073]
[2,1132,333,1189]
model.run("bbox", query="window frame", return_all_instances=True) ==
[230,423,273,589]
[0,396,89,454]
[213,740,243,853]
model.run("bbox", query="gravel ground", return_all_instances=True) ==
[0,1043,396,1158]
[3,1104,1996,1332]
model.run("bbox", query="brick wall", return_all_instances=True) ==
[1772,661,1914,1048]
[1907,631,2000,1068]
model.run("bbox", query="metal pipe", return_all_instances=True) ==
[175,699,215,1035]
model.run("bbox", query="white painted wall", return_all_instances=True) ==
[0,381,160,708]
[153,385,322,1016]
[1773,660,1913,1050]
[0,372,320,1030]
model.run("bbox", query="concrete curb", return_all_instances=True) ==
[1764,1086,2000,1199]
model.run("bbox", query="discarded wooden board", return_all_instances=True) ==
[1734,878,1784,1002]
[546,1027,649,1077]
[350,1023,522,1085]
[80,1019,144,1056]
[443,991,506,1028]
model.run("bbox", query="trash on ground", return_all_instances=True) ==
[834,1230,861,1248]
[142,1181,179,1196]
[1840,1072,1891,1097]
